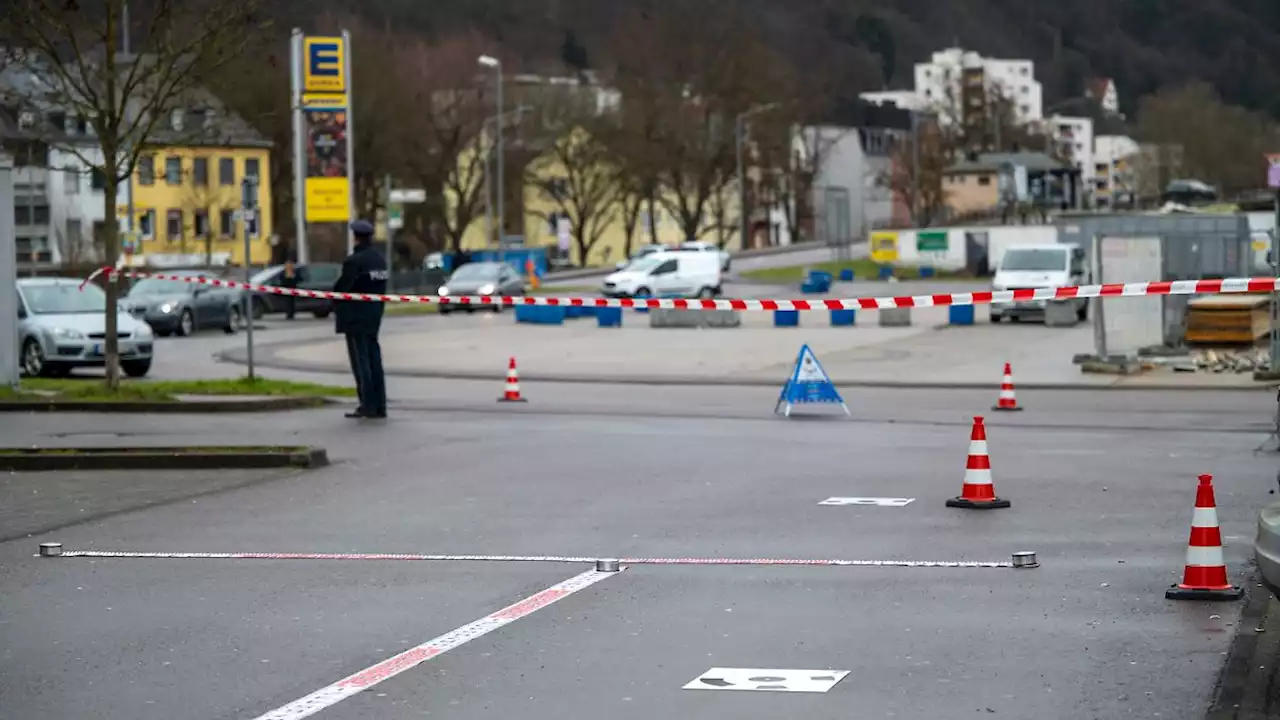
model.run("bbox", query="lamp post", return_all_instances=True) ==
[736,103,780,251]
[478,55,503,264]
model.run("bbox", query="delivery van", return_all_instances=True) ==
[989,243,1090,323]
[600,250,723,299]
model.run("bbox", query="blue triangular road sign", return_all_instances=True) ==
[775,344,849,417]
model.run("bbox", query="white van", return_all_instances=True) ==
[989,243,1090,323]
[601,250,723,299]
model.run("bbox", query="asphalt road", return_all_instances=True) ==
[2,383,1278,719]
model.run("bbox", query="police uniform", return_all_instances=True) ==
[333,220,388,418]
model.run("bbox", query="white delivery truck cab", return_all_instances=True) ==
[601,249,723,299]
[989,243,1090,323]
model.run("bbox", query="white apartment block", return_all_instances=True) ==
[1093,134,1141,208]
[914,48,1043,124]
[1046,115,1095,203]
[859,90,928,113]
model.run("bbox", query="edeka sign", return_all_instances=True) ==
[302,93,350,222]
[303,36,346,94]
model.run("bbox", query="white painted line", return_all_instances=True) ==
[684,667,850,693]
[818,497,915,507]
[250,569,617,720]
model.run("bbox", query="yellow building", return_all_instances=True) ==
[455,127,739,267]
[122,101,274,267]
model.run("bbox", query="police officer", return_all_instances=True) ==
[333,219,388,419]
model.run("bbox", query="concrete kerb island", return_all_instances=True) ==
[0,445,330,471]
[0,396,333,414]
[649,308,743,329]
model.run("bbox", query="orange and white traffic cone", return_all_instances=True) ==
[1166,474,1241,601]
[946,416,1010,509]
[992,362,1022,411]
[497,357,527,403]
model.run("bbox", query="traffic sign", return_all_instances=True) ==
[388,205,403,230]
[389,188,426,204]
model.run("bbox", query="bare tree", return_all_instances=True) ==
[0,0,267,387]
[884,117,950,228]
[524,121,618,265]
[180,178,233,265]
[394,32,495,252]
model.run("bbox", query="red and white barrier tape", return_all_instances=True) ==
[51,548,1016,568]
[82,266,1280,312]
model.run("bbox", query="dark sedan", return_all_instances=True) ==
[246,263,342,318]
[121,270,241,337]
[437,261,526,314]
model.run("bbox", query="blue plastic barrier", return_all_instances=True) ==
[564,305,589,319]
[919,266,936,278]
[838,268,855,282]
[830,309,856,327]
[774,310,800,327]
[948,304,975,326]
[515,305,565,325]
[596,306,623,327]
[877,264,894,279]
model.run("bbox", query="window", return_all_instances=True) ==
[166,209,183,241]
[244,157,260,180]
[138,155,155,185]
[15,205,51,225]
[219,208,236,238]
[64,167,80,194]
[140,209,156,239]
[194,210,210,237]
[219,157,235,185]
[90,168,106,191]
[66,219,82,249]
[165,157,182,185]
[193,157,209,186]
[652,259,678,275]
[978,175,992,186]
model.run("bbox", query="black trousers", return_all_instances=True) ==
[344,332,386,415]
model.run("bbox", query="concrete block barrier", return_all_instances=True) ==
[830,309,856,327]
[1045,301,1079,327]
[649,308,742,329]
[879,307,911,327]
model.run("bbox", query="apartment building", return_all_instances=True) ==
[1046,116,1095,203]
[1093,135,1141,209]
[913,48,1044,124]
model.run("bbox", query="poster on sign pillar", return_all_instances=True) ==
[301,36,352,223]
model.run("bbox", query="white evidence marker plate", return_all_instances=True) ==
[683,668,850,693]
[818,497,915,507]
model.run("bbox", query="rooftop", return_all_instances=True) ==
[946,151,1069,174]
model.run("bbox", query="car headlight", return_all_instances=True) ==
[438,286,450,297]
[51,327,84,340]
[159,302,174,313]
[478,284,495,296]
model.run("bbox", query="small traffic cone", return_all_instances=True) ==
[1166,474,1241,601]
[497,357,527,403]
[946,416,1010,509]
[992,363,1022,411]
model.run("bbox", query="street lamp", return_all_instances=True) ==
[481,105,531,254]
[736,103,781,250]
[478,55,504,264]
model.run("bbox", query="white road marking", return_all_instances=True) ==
[250,569,618,720]
[684,667,850,693]
[818,497,915,507]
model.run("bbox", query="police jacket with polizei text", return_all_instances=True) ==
[332,243,388,335]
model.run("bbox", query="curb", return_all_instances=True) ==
[0,446,330,471]
[1206,577,1275,719]
[215,352,1278,392]
[0,396,332,413]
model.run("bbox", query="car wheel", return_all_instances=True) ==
[21,338,46,377]
[155,329,172,338]
[225,305,242,334]
[439,307,453,316]
[313,309,331,319]
[990,314,1002,323]
[697,286,716,299]
[634,287,653,298]
[177,309,195,336]
[1077,301,1089,321]
[251,297,268,319]
[122,359,152,378]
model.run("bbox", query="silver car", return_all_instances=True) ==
[121,270,242,336]
[437,261,526,314]
[17,277,155,378]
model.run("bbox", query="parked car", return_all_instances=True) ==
[614,243,671,270]
[678,240,732,272]
[121,269,242,337]
[16,277,154,378]
[437,261,526,314]
[989,244,1090,324]
[247,263,342,318]
[1258,499,1280,598]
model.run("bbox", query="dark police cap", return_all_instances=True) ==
[350,219,375,237]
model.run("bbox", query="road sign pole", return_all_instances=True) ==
[242,176,259,381]
[290,29,308,265]
[0,153,18,388]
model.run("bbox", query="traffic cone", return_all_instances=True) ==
[1166,474,1241,601]
[498,357,527,403]
[992,362,1022,411]
[946,416,1010,509]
